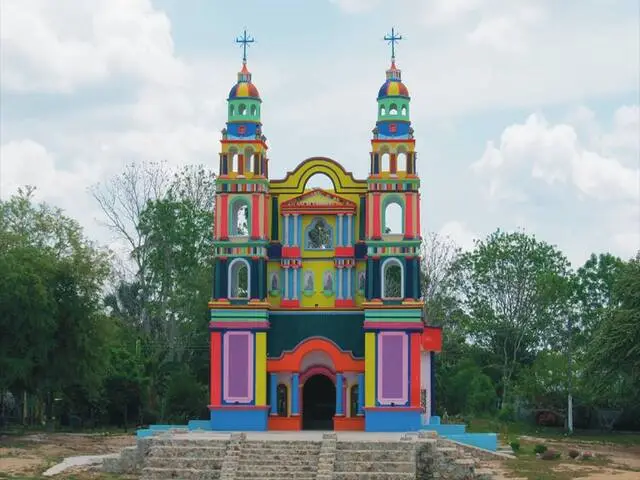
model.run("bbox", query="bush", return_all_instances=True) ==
[534,444,548,454]
[541,449,560,460]
[510,440,521,453]
[568,449,580,459]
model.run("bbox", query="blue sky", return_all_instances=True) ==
[1,0,638,266]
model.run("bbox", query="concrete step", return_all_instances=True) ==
[146,456,223,470]
[334,460,414,473]
[236,462,317,473]
[238,452,320,463]
[148,446,227,458]
[333,473,415,480]
[148,438,228,447]
[336,441,413,451]
[234,470,316,479]
[475,467,495,479]
[336,449,415,463]
[141,467,221,479]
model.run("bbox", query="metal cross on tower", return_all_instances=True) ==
[236,28,255,63]
[384,27,403,61]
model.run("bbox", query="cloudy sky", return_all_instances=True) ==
[1,0,638,267]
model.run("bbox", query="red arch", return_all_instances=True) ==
[300,365,336,384]
[267,337,364,373]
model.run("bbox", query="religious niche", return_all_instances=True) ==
[269,271,280,297]
[350,384,359,417]
[277,384,288,417]
[357,271,366,295]
[305,217,333,250]
[323,271,334,296]
[303,271,315,296]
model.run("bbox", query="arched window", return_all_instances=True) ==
[401,105,407,116]
[380,105,386,116]
[305,218,333,250]
[350,384,359,417]
[304,172,335,191]
[303,271,314,293]
[243,148,253,173]
[382,258,403,299]
[229,259,250,299]
[397,152,408,172]
[229,152,239,173]
[229,105,235,116]
[276,384,288,417]
[250,105,257,116]
[389,104,398,115]
[230,199,250,236]
[380,152,390,172]
[238,104,246,115]
[384,200,403,234]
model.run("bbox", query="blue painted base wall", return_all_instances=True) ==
[210,408,268,431]
[421,418,498,451]
[365,410,421,432]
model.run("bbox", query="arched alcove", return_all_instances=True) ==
[304,172,335,191]
[384,202,403,234]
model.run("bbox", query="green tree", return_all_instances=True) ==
[450,229,573,408]
[0,187,112,424]
[585,253,640,405]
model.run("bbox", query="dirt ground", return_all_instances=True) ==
[0,432,639,479]
[481,436,640,480]
[0,432,135,479]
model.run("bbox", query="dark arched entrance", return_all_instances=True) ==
[302,374,335,430]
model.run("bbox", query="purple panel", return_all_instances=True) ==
[228,334,250,398]
[381,335,404,399]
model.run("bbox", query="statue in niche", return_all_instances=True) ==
[323,272,333,292]
[304,271,314,292]
[270,272,279,292]
[358,272,366,292]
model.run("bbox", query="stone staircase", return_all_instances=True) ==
[332,440,416,479]
[141,437,228,479]
[111,431,498,479]
[234,439,322,479]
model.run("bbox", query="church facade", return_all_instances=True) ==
[208,31,442,432]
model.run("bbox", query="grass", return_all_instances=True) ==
[465,417,640,446]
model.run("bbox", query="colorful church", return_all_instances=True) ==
[208,29,442,432]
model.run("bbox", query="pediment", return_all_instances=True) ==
[281,188,357,214]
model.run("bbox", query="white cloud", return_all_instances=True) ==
[328,0,382,14]
[467,5,544,52]
[472,107,640,261]
[438,220,478,251]
[0,0,185,93]
[0,139,100,204]
[473,112,639,202]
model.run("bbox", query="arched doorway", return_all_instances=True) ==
[302,374,335,430]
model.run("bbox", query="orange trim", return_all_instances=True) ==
[334,416,365,431]
[268,338,364,373]
[268,416,301,430]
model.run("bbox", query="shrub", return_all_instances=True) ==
[568,449,580,459]
[534,444,548,455]
[541,449,561,460]
[497,404,516,423]
[510,440,521,453]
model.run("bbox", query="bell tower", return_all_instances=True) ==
[362,28,425,432]
[209,30,270,431]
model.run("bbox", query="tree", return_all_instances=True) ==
[450,229,573,408]
[91,161,170,333]
[0,187,112,424]
[585,253,640,406]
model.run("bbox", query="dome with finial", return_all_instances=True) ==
[377,61,409,99]
[228,63,261,100]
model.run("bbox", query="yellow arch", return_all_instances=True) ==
[269,157,367,195]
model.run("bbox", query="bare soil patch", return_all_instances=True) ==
[0,432,135,478]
